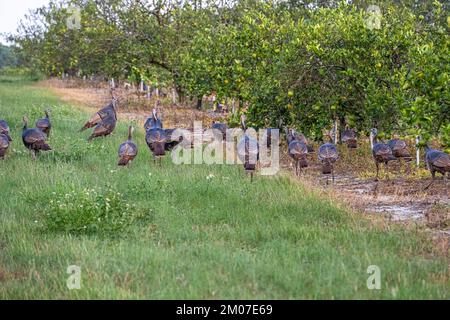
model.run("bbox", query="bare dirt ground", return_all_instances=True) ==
[36,78,450,251]
[282,146,448,218]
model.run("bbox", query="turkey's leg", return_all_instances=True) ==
[375,162,379,182]
[444,173,448,198]
[423,171,436,190]
[385,162,389,181]
[405,159,411,175]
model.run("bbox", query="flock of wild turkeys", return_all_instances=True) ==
[0,96,449,188]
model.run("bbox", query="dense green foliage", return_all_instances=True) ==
[1,77,449,298]
[8,0,450,143]
[0,44,19,69]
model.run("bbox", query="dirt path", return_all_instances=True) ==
[37,79,450,242]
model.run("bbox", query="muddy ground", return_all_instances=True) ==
[37,79,450,241]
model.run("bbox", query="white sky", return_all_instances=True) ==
[0,0,50,44]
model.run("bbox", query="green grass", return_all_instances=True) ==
[0,77,448,299]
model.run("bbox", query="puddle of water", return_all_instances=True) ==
[342,188,367,195]
[435,229,450,236]
[365,204,426,221]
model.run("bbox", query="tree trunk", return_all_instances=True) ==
[334,118,339,144]
[196,97,202,110]
[175,85,185,105]
[171,88,177,104]
[338,115,346,144]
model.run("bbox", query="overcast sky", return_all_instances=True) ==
[0,0,50,44]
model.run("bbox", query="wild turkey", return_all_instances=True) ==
[294,130,314,152]
[87,114,117,142]
[341,128,357,148]
[289,139,308,176]
[237,114,259,181]
[388,138,412,161]
[164,128,183,151]
[22,116,51,160]
[423,145,450,190]
[0,119,12,141]
[144,108,163,131]
[389,137,412,174]
[118,126,138,166]
[285,128,296,145]
[0,133,10,159]
[318,142,339,182]
[285,128,314,152]
[146,126,167,165]
[79,98,118,132]
[369,128,397,181]
[211,121,228,140]
[36,109,52,137]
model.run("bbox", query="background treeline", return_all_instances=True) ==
[0,44,21,68]
[6,0,450,145]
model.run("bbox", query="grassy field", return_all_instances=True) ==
[0,76,448,299]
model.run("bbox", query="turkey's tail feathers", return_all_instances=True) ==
[118,157,130,166]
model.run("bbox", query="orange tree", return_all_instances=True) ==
[9,0,449,144]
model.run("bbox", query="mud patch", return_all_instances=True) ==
[283,150,449,234]
[328,173,448,221]
[365,202,428,221]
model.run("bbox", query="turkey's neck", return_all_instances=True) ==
[370,134,376,149]
[128,127,132,140]
[23,122,28,131]
[241,120,246,131]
